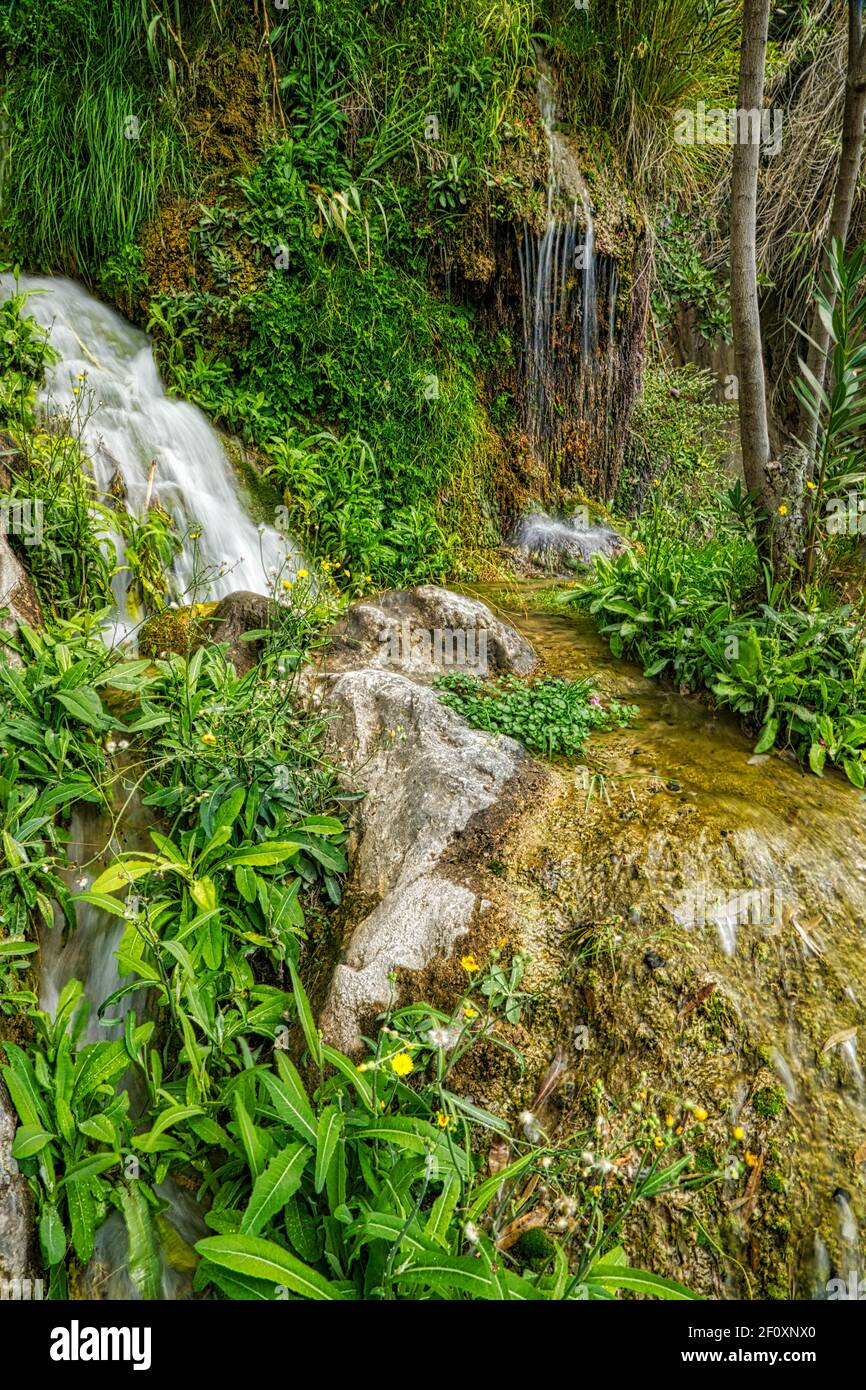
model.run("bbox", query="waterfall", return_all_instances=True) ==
[517,48,599,464]
[0,274,298,644]
[0,275,300,1297]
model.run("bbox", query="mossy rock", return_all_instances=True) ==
[515,1226,556,1270]
[138,604,215,660]
[751,1084,787,1120]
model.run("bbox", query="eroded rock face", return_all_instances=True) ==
[326,585,537,682]
[0,532,42,655]
[317,590,541,1051]
[0,1075,37,1286]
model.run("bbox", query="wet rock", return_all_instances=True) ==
[316,589,540,1052]
[318,665,531,1051]
[0,1075,38,1285]
[204,590,270,674]
[0,531,42,658]
[326,585,536,682]
[643,949,667,971]
[139,591,268,673]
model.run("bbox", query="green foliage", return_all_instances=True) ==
[0,983,150,1294]
[116,503,183,615]
[651,212,731,341]
[568,480,866,787]
[0,617,152,799]
[544,0,741,184]
[0,0,189,270]
[435,671,638,759]
[0,288,115,617]
[794,238,866,580]
[4,956,704,1300]
[618,363,736,516]
[148,136,493,583]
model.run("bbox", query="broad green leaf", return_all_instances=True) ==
[314,1106,343,1194]
[241,1143,310,1235]
[260,1060,317,1146]
[195,1233,349,1300]
[39,1203,67,1266]
[11,1124,55,1158]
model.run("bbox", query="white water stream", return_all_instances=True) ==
[1,274,298,643]
[517,49,598,459]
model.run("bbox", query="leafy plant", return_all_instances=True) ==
[435,671,638,759]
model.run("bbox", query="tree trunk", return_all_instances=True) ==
[799,2,866,464]
[730,0,774,554]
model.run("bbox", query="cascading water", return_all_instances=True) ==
[1,274,299,644]
[0,275,299,1295]
[517,49,602,464]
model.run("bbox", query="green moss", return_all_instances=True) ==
[515,1227,556,1270]
[763,1171,786,1194]
[694,1143,717,1174]
[138,605,203,660]
[751,1084,787,1120]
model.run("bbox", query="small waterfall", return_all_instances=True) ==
[517,49,599,465]
[1,274,298,643]
[510,509,624,572]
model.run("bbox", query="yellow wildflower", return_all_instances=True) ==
[806,481,816,491]
[778,504,788,516]
[297,568,309,579]
[745,1150,759,1167]
[435,1111,455,1130]
[733,1126,744,1142]
[693,1106,708,1122]
[281,578,293,589]
[200,733,217,746]
[591,1184,602,1197]
[460,954,480,973]
[389,1052,413,1077]
[665,1113,674,1128]
[654,1135,664,1149]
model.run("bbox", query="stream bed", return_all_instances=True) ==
[473,582,866,1298]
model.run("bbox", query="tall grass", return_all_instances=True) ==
[0,0,189,272]
[544,0,742,189]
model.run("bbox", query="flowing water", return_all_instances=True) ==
[1,274,298,643]
[475,584,866,1298]
[1,275,296,1294]
[510,510,624,571]
[517,49,598,460]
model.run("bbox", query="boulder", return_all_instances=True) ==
[0,532,42,658]
[204,590,270,674]
[317,589,541,1052]
[138,591,269,673]
[326,585,536,682]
